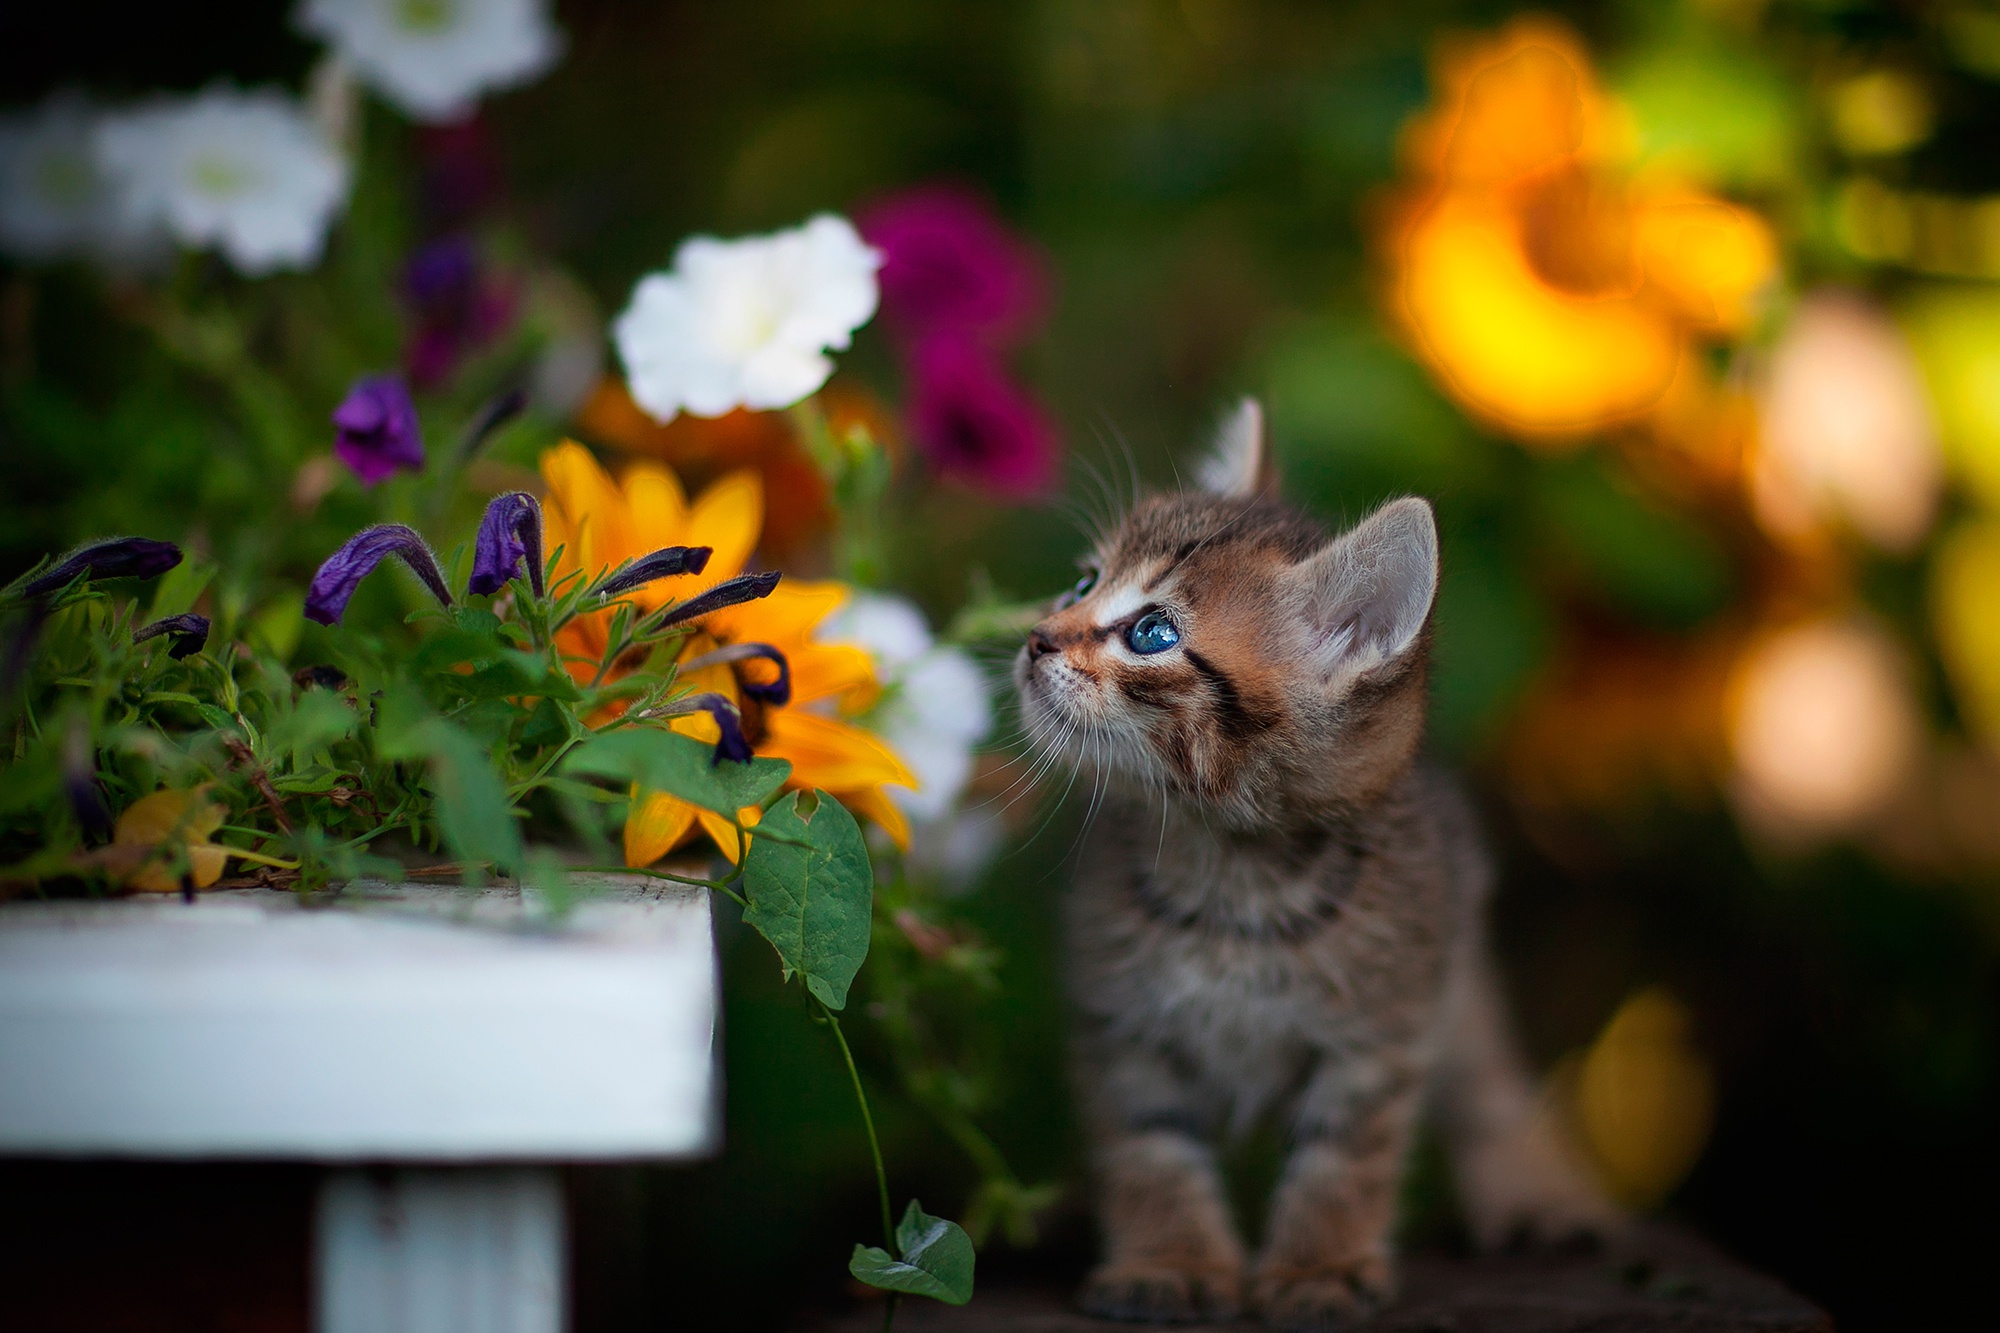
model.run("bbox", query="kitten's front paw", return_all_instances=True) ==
[1079,1260,1242,1324]
[1250,1255,1393,1332]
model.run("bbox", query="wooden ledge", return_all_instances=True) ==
[823,1228,1831,1333]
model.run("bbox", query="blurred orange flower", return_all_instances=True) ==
[1383,18,1777,442]
[538,441,915,864]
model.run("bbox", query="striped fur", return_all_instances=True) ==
[1017,429,1617,1328]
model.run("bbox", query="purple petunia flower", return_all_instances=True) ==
[305,524,453,626]
[20,537,183,598]
[332,375,426,486]
[858,185,1049,349]
[906,336,1059,496]
[469,492,546,598]
[133,613,211,660]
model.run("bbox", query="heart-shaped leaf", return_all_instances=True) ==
[848,1200,975,1305]
[741,789,871,1009]
[562,726,791,815]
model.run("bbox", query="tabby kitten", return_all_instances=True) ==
[1015,402,1617,1329]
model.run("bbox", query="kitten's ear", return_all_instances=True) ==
[1198,398,1278,498]
[1287,497,1438,677]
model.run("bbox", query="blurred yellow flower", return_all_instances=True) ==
[88,788,232,893]
[1751,290,1941,553]
[1904,285,2000,511]
[1930,518,2000,749]
[1726,616,1922,838]
[538,441,915,865]
[1572,987,1715,1211]
[1384,18,1777,441]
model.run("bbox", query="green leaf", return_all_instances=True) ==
[416,720,523,878]
[848,1201,975,1305]
[741,789,871,1009]
[561,726,791,815]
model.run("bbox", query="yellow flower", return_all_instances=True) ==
[537,440,915,866]
[1383,18,1777,442]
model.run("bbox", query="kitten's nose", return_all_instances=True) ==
[1026,629,1057,662]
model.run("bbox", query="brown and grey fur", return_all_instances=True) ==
[1015,403,1617,1329]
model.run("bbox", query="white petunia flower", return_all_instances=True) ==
[95,87,351,276]
[0,92,157,265]
[821,591,992,824]
[296,0,562,124]
[613,214,882,420]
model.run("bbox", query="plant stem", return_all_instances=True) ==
[822,1001,895,1256]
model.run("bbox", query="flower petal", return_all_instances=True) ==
[623,787,699,867]
[760,709,917,793]
[686,469,763,589]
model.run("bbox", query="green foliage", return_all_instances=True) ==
[849,1200,977,1306]
[742,789,874,1010]
[564,729,792,818]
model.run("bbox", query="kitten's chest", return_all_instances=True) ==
[1069,806,1451,1050]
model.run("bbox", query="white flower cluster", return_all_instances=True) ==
[296,0,562,124]
[0,87,347,275]
[0,1,564,272]
[820,591,992,826]
[613,215,883,419]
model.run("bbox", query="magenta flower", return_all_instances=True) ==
[332,375,426,486]
[858,185,1048,348]
[907,337,1058,496]
[403,236,514,389]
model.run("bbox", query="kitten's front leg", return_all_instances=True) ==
[1076,1039,1244,1322]
[1253,1058,1423,1331]
[1085,1128,1246,1323]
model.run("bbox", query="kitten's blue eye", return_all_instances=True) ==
[1126,610,1181,655]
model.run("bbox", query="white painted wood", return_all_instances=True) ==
[0,876,716,1160]
[316,1167,566,1333]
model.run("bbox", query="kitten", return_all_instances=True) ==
[1015,401,1618,1328]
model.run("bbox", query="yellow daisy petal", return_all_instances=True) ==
[838,783,911,851]
[621,464,694,612]
[698,804,762,865]
[624,788,699,867]
[761,710,917,793]
[542,440,639,583]
[686,469,763,587]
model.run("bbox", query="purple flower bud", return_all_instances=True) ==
[134,613,211,660]
[670,693,754,766]
[593,546,713,601]
[648,571,782,631]
[683,642,791,706]
[332,375,426,486]
[20,537,183,598]
[456,387,527,465]
[469,492,546,598]
[63,721,110,844]
[305,524,453,626]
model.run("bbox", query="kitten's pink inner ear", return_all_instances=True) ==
[1198,397,1278,498]
[1292,497,1439,674]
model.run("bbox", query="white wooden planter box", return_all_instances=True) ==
[0,875,718,1333]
